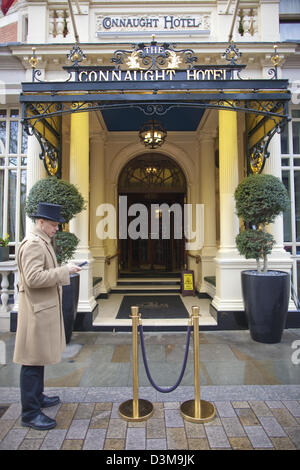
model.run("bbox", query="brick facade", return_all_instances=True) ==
[0,21,17,43]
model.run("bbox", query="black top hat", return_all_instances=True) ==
[32,202,65,223]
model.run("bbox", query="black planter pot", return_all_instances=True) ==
[62,273,80,344]
[0,246,9,262]
[241,270,290,344]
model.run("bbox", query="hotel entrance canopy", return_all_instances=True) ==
[19,42,291,177]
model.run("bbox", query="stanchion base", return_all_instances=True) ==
[180,399,216,423]
[119,399,154,422]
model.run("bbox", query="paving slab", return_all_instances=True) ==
[0,385,299,450]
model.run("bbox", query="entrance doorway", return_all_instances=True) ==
[118,153,187,273]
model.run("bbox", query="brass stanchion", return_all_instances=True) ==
[119,306,154,422]
[180,306,216,423]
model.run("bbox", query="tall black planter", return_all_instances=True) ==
[241,270,290,344]
[62,273,80,344]
[0,246,9,262]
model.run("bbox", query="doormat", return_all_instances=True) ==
[116,295,189,319]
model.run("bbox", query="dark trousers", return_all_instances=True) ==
[20,365,44,421]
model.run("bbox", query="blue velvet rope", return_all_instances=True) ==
[138,324,192,393]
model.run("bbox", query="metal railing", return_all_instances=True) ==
[105,251,119,266]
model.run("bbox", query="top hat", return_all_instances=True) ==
[32,202,65,223]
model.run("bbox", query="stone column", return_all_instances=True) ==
[212,107,244,312]
[89,132,110,295]
[218,108,240,251]
[25,134,47,236]
[69,111,90,259]
[69,111,96,314]
[198,131,217,292]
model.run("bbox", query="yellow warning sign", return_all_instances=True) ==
[184,273,194,290]
[181,270,195,296]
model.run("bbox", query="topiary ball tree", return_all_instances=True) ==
[234,173,289,272]
[25,176,86,223]
[25,176,86,264]
[54,231,80,265]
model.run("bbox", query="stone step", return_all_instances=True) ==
[110,276,182,293]
[117,277,181,286]
[110,285,181,294]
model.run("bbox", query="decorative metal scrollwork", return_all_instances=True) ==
[43,146,59,176]
[111,40,197,71]
[268,45,280,80]
[29,48,44,82]
[21,98,289,129]
[248,121,288,175]
[222,42,242,65]
[249,142,267,174]
[25,126,61,178]
[67,43,86,66]
[36,134,60,177]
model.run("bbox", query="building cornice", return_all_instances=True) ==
[7,41,298,71]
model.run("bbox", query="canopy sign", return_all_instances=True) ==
[20,42,290,177]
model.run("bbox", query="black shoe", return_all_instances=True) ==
[40,395,60,408]
[22,412,56,430]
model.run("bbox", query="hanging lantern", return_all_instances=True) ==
[139,119,167,149]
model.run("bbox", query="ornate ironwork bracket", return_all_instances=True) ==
[111,40,197,71]
[22,121,61,178]
[248,120,288,174]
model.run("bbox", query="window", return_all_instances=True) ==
[280,21,300,41]
[0,108,27,258]
[279,0,300,41]
[118,153,186,193]
[281,106,300,299]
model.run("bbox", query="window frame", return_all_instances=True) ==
[281,104,300,298]
[0,107,27,257]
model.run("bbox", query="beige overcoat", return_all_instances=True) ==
[13,226,70,366]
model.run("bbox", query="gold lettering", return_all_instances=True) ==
[186,69,197,80]
[124,71,133,80]
[98,70,109,81]
[203,69,214,80]
[214,69,223,80]
[111,70,122,81]
[88,71,98,82]
[144,70,154,80]
[78,71,88,82]
[155,70,165,80]
[166,70,175,80]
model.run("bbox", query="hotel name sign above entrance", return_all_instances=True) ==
[76,68,231,83]
[65,43,243,84]
[96,14,211,34]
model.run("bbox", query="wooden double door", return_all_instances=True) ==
[119,193,185,273]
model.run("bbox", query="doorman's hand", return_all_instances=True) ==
[67,263,82,274]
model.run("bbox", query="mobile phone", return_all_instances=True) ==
[77,261,87,267]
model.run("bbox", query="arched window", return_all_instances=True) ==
[118,153,186,193]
